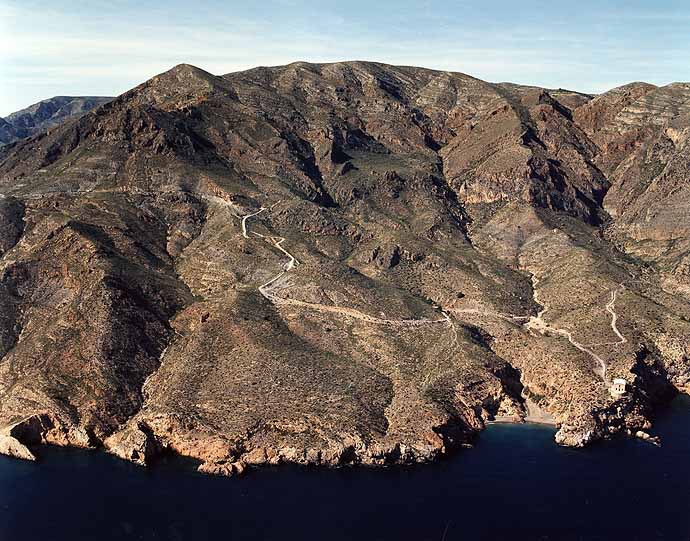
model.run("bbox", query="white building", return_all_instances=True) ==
[610,378,627,396]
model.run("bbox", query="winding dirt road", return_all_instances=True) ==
[522,277,628,385]
[448,277,626,387]
[599,285,627,347]
[239,204,450,328]
[241,207,266,238]
[607,286,626,344]
[238,200,626,388]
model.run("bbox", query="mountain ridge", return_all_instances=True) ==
[0,95,113,147]
[0,60,688,476]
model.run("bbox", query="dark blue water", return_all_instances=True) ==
[1,396,689,541]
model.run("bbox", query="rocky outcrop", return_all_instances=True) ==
[0,434,35,461]
[0,413,95,461]
[104,422,162,465]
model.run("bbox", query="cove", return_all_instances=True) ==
[1,395,689,541]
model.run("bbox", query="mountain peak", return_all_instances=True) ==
[166,63,214,77]
[149,63,220,89]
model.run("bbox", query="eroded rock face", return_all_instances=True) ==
[0,61,688,475]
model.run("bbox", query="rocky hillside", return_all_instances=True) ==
[0,62,688,476]
[0,96,112,146]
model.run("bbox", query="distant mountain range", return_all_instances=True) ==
[0,61,688,476]
[0,96,112,146]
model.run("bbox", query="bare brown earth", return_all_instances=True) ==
[0,62,688,475]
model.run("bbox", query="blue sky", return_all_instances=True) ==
[1,0,689,115]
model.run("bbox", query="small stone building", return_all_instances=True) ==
[610,378,627,397]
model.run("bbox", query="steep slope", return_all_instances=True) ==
[0,118,22,147]
[577,83,690,297]
[0,62,687,473]
[443,82,606,225]
[0,96,113,146]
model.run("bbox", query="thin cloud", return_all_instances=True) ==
[1,0,689,115]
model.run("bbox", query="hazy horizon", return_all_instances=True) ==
[2,0,690,116]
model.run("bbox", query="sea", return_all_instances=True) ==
[1,395,689,540]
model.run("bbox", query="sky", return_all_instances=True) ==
[1,0,690,116]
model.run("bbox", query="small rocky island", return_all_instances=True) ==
[0,62,688,476]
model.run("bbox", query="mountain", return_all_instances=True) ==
[0,96,113,146]
[0,117,28,147]
[0,62,688,475]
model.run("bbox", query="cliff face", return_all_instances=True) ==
[0,62,688,474]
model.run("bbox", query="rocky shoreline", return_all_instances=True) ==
[2,385,684,477]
